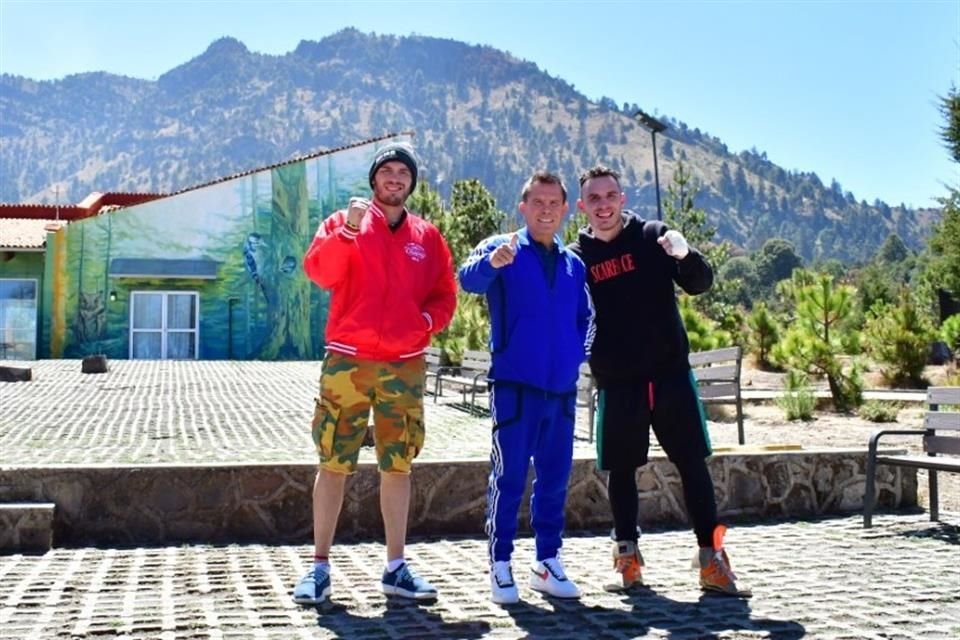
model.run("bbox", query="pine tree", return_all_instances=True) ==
[876,233,910,264]
[862,291,935,388]
[446,179,506,266]
[663,162,736,323]
[915,85,960,319]
[407,181,444,224]
[431,179,506,364]
[927,190,960,300]
[678,295,732,352]
[940,85,960,163]
[773,271,863,412]
[746,302,780,370]
[932,85,960,298]
[664,162,715,247]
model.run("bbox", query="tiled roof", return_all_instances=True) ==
[168,131,415,196]
[0,192,165,221]
[0,204,86,220]
[0,218,65,249]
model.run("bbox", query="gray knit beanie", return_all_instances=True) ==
[368,142,419,192]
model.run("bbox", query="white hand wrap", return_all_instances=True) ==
[663,230,689,259]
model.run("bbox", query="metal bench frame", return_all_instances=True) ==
[863,386,960,528]
[433,349,490,406]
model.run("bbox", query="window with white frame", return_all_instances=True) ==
[0,278,38,360]
[129,291,198,359]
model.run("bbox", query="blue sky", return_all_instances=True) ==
[1,0,957,209]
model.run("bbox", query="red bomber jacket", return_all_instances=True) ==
[303,202,457,361]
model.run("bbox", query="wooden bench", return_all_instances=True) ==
[863,386,960,528]
[434,349,490,406]
[577,362,599,441]
[579,346,745,444]
[424,347,451,402]
[689,346,745,445]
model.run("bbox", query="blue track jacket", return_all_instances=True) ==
[458,229,595,393]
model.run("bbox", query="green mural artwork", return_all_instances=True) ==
[43,135,409,361]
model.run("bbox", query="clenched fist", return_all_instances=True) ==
[489,234,519,269]
[657,229,690,260]
[346,197,371,228]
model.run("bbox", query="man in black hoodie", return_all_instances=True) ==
[568,165,750,597]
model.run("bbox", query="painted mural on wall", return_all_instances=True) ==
[46,136,407,360]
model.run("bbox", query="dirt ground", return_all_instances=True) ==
[709,362,960,514]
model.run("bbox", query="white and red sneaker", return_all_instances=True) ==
[529,556,581,599]
[490,561,519,604]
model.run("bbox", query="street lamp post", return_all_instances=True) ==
[634,109,668,221]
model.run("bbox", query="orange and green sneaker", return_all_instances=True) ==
[603,540,645,592]
[697,525,752,598]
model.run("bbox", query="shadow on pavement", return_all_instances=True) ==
[863,518,960,544]
[503,589,806,640]
[447,401,491,418]
[312,598,492,639]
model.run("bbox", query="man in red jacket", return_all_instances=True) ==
[293,142,457,605]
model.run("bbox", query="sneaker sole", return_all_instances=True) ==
[291,585,332,605]
[381,584,438,600]
[701,583,753,598]
[491,590,520,605]
[529,583,581,599]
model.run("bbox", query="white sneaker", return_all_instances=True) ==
[292,566,331,605]
[529,556,581,599]
[490,561,519,604]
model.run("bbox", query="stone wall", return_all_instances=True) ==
[0,449,916,547]
[0,503,55,552]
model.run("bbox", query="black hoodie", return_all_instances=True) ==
[567,210,713,385]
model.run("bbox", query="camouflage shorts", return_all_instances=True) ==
[311,351,426,474]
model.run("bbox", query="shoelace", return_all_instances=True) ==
[615,555,636,573]
[711,550,738,582]
[396,564,416,583]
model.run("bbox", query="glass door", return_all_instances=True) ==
[0,279,38,360]
[129,291,198,359]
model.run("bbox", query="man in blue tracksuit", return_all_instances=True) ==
[458,170,595,605]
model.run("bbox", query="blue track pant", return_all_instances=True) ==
[486,382,576,563]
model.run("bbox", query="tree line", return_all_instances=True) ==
[403,87,960,417]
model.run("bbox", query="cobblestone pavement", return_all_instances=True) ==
[2,360,957,512]
[0,360,650,465]
[0,360,498,465]
[0,359,933,465]
[3,362,960,637]
[1,513,958,639]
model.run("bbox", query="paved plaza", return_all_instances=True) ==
[1,514,958,639]
[0,360,574,465]
[0,360,934,466]
[1,360,959,638]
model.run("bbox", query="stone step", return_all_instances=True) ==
[0,502,56,553]
[0,365,32,382]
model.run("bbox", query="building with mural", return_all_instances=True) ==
[0,133,409,361]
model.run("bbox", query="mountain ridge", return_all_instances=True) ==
[0,28,939,263]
